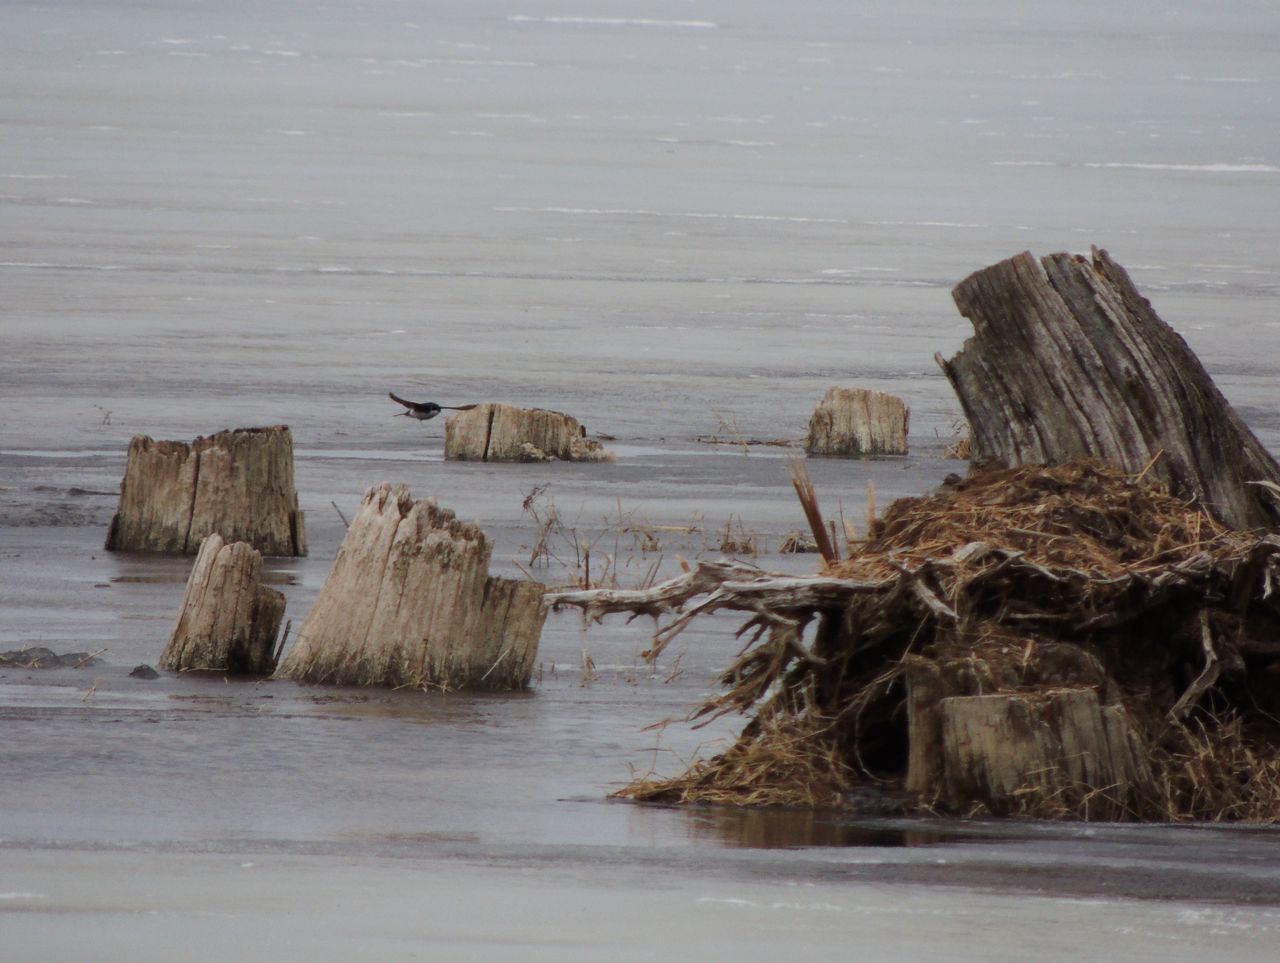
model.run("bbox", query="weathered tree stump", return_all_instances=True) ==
[905,643,1119,804]
[105,426,307,556]
[939,248,1280,529]
[805,387,909,457]
[276,484,545,690]
[444,404,614,463]
[160,533,286,675]
[939,690,1155,819]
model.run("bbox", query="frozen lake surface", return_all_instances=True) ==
[3,0,1280,957]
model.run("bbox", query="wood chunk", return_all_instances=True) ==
[276,484,545,690]
[904,656,947,799]
[940,248,1280,529]
[805,387,909,457]
[939,689,1155,818]
[105,426,306,556]
[444,404,614,462]
[160,533,285,675]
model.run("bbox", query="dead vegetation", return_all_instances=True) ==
[547,460,1280,820]
[938,415,971,460]
[697,411,799,452]
[517,486,771,589]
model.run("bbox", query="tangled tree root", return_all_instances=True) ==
[549,461,1280,820]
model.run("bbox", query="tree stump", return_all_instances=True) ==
[105,426,307,556]
[939,690,1155,819]
[905,643,1119,803]
[805,387,909,456]
[160,533,286,675]
[444,404,614,462]
[939,248,1280,529]
[276,484,545,690]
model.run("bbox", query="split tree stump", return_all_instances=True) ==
[444,404,614,463]
[939,248,1280,529]
[805,387,909,457]
[276,483,545,690]
[160,533,286,675]
[105,426,307,556]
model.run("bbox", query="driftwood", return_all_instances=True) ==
[444,404,614,463]
[160,533,285,675]
[277,484,545,690]
[939,248,1280,530]
[105,426,307,556]
[805,387,909,457]
[548,461,1280,819]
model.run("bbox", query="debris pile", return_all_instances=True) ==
[550,461,1280,820]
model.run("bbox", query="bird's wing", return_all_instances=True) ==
[389,392,421,410]
[441,404,479,411]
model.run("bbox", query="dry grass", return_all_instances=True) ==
[1155,714,1280,821]
[617,712,855,808]
[519,486,766,589]
[778,531,819,554]
[827,459,1243,583]
[939,416,971,460]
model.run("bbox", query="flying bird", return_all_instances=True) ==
[389,392,477,422]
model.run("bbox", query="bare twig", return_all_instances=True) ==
[331,501,350,529]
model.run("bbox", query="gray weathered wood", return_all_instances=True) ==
[444,404,614,462]
[939,248,1280,529]
[106,425,307,556]
[805,387,909,457]
[160,533,285,674]
[276,484,545,690]
[904,657,946,799]
[940,689,1155,818]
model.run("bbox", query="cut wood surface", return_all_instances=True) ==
[444,404,614,462]
[105,425,307,556]
[805,387,909,457]
[160,533,285,675]
[277,483,545,690]
[940,690,1155,819]
[939,248,1280,529]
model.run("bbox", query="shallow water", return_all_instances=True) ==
[3,0,1280,956]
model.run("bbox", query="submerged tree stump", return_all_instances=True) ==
[805,387,909,456]
[160,533,285,675]
[939,248,1280,529]
[444,404,614,463]
[939,690,1155,819]
[276,483,545,690]
[105,426,307,556]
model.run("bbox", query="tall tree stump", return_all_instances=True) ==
[939,690,1155,819]
[805,387,909,456]
[444,404,614,462]
[276,484,545,690]
[160,534,286,675]
[106,426,307,556]
[939,248,1280,529]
